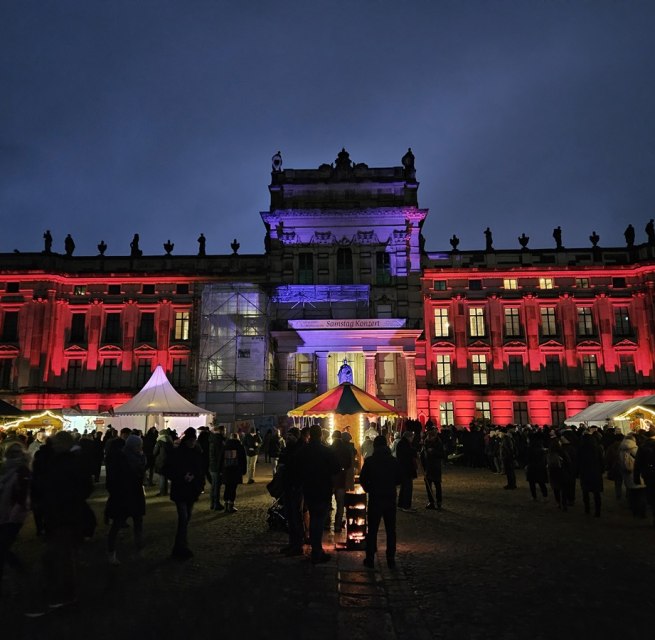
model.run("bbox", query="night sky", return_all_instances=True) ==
[2,1,654,257]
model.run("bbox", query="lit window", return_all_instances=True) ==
[575,278,590,289]
[434,308,450,338]
[504,308,521,337]
[174,312,190,340]
[435,355,451,385]
[582,354,599,384]
[439,401,454,426]
[73,285,87,296]
[539,278,554,290]
[577,307,594,337]
[503,278,518,290]
[469,308,486,337]
[472,354,488,385]
[475,401,491,421]
[540,307,557,337]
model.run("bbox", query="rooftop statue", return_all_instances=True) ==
[43,230,53,255]
[64,234,75,257]
[334,148,352,171]
[197,233,206,256]
[553,226,563,250]
[272,151,282,173]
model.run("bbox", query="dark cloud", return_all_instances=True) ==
[1,0,654,255]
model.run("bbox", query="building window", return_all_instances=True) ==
[377,303,392,318]
[376,252,391,285]
[551,402,566,427]
[469,279,482,291]
[439,402,454,426]
[539,278,554,290]
[176,284,189,295]
[101,358,118,389]
[171,359,187,387]
[612,277,626,288]
[513,401,529,425]
[577,307,594,337]
[137,360,152,387]
[139,312,155,342]
[545,355,562,385]
[613,307,632,337]
[575,278,590,289]
[508,355,525,386]
[5,282,19,293]
[377,354,396,384]
[104,313,122,343]
[142,284,155,295]
[472,354,488,385]
[540,307,557,337]
[298,253,314,284]
[73,285,87,295]
[0,359,14,389]
[619,355,637,385]
[504,308,521,337]
[582,354,599,385]
[336,248,353,284]
[503,278,518,290]
[70,314,86,344]
[174,312,190,341]
[290,354,316,392]
[434,308,450,338]
[435,355,451,385]
[107,284,121,295]
[468,308,486,338]
[433,280,447,291]
[67,359,82,389]
[475,401,491,421]
[1,312,18,342]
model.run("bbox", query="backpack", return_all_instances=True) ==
[620,449,635,474]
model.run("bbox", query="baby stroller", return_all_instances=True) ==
[267,496,288,532]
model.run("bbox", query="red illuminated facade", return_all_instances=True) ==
[2,150,655,428]
[417,248,655,427]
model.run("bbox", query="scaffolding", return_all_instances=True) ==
[198,284,271,393]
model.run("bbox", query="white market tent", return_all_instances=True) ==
[113,365,213,432]
[564,394,655,432]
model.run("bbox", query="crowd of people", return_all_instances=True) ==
[1,417,654,617]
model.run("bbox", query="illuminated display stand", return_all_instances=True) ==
[342,487,367,550]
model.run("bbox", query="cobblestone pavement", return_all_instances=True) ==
[2,462,653,640]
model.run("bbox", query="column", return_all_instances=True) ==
[404,352,417,419]
[365,352,377,396]
[316,351,329,394]
[276,352,290,391]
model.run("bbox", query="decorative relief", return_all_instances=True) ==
[354,230,380,245]
[311,231,334,244]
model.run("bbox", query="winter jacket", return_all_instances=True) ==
[208,432,226,473]
[0,457,31,525]
[618,435,643,490]
[634,436,655,487]
[360,446,401,509]
[105,448,146,519]
[578,434,605,493]
[396,437,418,480]
[421,434,445,482]
[166,443,205,503]
[296,439,341,505]
[153,434,173,473]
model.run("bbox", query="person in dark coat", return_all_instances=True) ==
[165,428,205,559]
[269,428,285,476]
[501,430,517,490]
[395,431,418,511]
[421,427,445,509]
[578,429,604,517]
[153,429,174,496]
[278,427,305,556]
[330,430,353,532]
[526,433,548,501]
[560,433,578,507]
[106,435,146,564]
[634,425,655,527]
[143,427,158,487]
[40,431,94,608]
[296,424,341,564]
[208,425,226,511]
[547,436,572,510]
[219,433,247,513]
[197,427,212,486]
[360,435,401,569]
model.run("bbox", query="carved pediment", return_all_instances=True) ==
[311,231,334,245]
[98,345,123,356]
[503,341,527,351]
[468,340,491,351]
[576,339,601,349]
[354,230,380,245]
[539,340,564,352]
[134,345,157,356]
[64,345,88,357]
[431,340,455,350]
[0,345,19,356]
[613,339,638,351]
[390,229,409,245]
[169,345,190,355]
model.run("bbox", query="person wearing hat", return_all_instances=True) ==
[27,429,47,457]
[360,435,401,569]
[166,427,204,559]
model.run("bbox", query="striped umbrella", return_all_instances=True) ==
[288,382,404,417]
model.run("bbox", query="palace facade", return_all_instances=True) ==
[1,149,654,428]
